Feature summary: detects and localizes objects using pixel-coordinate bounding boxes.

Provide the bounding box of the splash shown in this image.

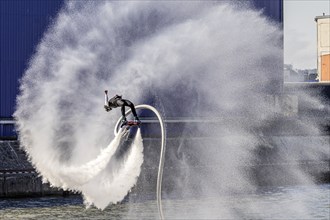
[40,128,126,189]
[81,129,144,209]
[15,0,329,217]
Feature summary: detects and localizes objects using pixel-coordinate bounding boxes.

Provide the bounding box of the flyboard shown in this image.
[121,120,141,128]
[120,120,141,139]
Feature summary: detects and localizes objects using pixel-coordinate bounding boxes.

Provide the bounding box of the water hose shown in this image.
[114,104,166,220]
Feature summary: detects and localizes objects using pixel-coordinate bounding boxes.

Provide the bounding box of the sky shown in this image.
[284,0,330,70]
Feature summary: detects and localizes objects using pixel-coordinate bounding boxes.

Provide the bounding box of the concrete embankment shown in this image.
[0,172,67,197]
[1,136,329,199]
[0,141,66,197]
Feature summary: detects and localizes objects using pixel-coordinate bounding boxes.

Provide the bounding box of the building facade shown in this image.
[315,15,330,82]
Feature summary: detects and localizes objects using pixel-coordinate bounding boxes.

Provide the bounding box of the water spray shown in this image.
[14,1,330,218]
[114,104,166,220]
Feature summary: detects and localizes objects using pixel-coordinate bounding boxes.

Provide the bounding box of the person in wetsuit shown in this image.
[104,90,140,124]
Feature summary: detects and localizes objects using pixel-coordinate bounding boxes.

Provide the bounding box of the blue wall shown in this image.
[0,0,283,137]
[252,0,283,24]
[0,0,64,137]
[1,0,64,118]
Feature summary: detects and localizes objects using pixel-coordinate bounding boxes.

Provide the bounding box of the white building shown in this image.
[315,14,330,82]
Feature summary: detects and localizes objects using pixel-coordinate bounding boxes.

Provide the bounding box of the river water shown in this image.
[1,184,329,219]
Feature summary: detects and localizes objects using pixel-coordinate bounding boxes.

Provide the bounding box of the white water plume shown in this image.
[35,128,125,189]
[81,128,144,209]
[15,0,329,217]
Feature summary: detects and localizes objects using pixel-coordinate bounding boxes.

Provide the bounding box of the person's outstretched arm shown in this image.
[104,90,112,112]
[104,90,109,105]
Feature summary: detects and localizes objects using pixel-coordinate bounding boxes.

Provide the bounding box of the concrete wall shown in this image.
[0,173,65,197]
[1,136,329,199]
[0,141,65,197]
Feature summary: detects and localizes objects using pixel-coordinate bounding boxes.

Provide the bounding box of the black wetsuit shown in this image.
[108,95,138,119]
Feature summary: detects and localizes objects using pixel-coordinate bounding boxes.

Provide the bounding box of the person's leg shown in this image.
[115,99,127,123]
[121,105,126,119]
[126,101,137,117]
[122,99,140,122]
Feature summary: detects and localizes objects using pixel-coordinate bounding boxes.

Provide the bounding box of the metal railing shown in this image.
[0,119,16,138]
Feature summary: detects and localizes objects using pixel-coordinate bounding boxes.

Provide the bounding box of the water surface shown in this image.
[1,184,329,219]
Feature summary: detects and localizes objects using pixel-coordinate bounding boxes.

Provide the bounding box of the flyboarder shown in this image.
[104,90,141,126]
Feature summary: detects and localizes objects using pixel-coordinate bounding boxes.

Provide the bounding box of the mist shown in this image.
[14,1,329,218]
